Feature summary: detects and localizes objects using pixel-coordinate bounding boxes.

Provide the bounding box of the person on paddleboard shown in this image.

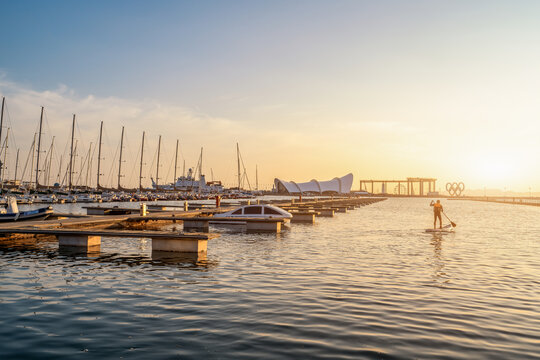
[430,200,443,229]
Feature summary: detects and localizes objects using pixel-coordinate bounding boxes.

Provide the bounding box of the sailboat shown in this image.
[0,196,52,222]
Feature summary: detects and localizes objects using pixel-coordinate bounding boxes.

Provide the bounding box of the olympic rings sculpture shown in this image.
[446,182,465,197]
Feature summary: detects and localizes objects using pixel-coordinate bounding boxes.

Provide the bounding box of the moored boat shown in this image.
[212,204,292,223]
[0,197,53,222]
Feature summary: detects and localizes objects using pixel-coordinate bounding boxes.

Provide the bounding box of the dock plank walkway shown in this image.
[0,228,216,239]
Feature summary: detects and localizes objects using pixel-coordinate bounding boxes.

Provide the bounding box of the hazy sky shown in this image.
[1,0,539,191]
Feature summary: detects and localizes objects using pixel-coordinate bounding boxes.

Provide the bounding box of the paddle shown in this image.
[442,212,457,227]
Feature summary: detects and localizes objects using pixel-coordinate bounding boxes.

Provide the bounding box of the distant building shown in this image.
[273,173,354,195]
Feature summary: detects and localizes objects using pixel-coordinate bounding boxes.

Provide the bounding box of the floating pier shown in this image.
[0,227,217,253]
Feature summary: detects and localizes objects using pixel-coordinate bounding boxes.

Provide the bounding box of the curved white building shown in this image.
[274,173,354,195]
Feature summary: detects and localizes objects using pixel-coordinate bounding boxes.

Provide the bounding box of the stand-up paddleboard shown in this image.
[425,225,455,233]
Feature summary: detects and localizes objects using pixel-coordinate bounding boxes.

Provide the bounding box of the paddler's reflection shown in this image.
[430,235,449,284]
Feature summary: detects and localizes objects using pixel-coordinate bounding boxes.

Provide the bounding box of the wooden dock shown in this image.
[0,197,387,255]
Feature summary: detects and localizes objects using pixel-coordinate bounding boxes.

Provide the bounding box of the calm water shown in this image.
[1,198,539,359]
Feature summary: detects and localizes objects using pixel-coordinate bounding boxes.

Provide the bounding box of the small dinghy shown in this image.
[0,197,53,222]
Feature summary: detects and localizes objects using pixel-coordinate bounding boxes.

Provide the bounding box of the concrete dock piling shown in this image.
[57,234,101,248]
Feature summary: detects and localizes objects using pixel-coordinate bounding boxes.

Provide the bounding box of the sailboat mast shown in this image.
[0,97,4,181]
[1,128,9,184]
[237,143,241,190]
[155,135,161,190]
[139,131,145,191]
[173,139,178,189]
[46,137,55,188]
[68,114,75,190]
[85,143,92,189]
[200,147,203,179]
[56,155,63,184]
[256,165,258,191]
[182,159,185,177]
[29,134,36,184]
[0,97,4,146]
[14,149,19,183]
[35,106,44,188]
[96,121,103,189]
[72,140,78,187]
[117,126,124,189]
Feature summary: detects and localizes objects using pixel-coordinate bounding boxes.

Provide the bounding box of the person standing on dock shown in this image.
[430,200,443,229]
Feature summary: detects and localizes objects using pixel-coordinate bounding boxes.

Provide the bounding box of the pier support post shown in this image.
[246,220,281,233]
[86,208,108,215]
[291,213,316,223]
[57,234,101,248]
[152,237,207,253]
[140,203,147,216]
[316,209,334,217]
[182,219,209,232]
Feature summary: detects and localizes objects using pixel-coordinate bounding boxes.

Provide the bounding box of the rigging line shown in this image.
[191,152,201,190]
[1,128,10,182]
[55,155,63,185]
[240,151,252,190]
[74,120,88,160]
[164,146,175,185]
[102,125,116,187]
[122,128,137,187]
[3,100,19,154]
[57,125,72,183]
[127,143,141,189]
[148,141,158,182]
[42,108,62,175]
[0,101,31,158]
[35,107,51,185]
[88,136,99,189]
[20,134,36,185]
[106,139,120,188]
[75,142,92,185]
[71,140,79,186]
[45,137,56,187]
[41,137,52,186]
[60,155,69,187]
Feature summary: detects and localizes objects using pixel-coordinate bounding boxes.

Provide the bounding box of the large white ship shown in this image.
[151,168,224,193]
